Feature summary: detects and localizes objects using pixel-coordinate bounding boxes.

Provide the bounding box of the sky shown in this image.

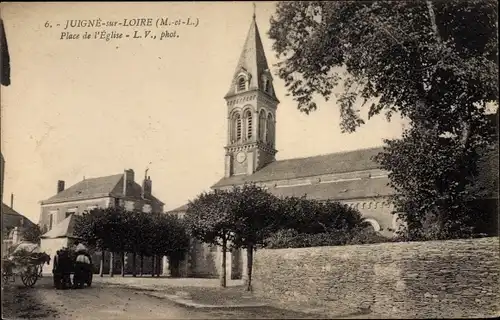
[1,2,405,224]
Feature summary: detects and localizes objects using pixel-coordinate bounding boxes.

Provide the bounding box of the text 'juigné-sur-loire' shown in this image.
[63,17,197,30]
[64,18,153,30]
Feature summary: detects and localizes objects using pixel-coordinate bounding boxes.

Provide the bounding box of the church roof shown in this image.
[40,173,164,205]
[40,214,80,239]
[266,176,394,201]
[212,147,384,188]
[225,15,278,101]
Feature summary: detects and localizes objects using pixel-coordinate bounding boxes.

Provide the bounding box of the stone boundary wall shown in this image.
[253,237,500,319]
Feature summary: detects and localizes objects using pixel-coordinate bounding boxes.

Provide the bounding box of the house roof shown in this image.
[41,173,164,205]
[212,147,384,188]
[40,214,80,239]
[167,203,189,213]
[2,203,36,230]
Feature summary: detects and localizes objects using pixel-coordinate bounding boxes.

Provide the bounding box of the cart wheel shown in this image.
[21,269,38,288]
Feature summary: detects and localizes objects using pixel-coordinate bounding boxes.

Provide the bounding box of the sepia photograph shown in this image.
[1,1,498,319]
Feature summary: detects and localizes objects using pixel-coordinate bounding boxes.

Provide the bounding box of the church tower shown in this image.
[223,12,279,178]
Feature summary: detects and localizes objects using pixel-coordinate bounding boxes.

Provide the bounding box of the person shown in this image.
[53,248,72,289]
[52,250,61,289]
[73,242,92,289]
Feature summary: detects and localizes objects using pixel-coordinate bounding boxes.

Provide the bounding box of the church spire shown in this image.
[225,7,278,102]
[222,7,279,178]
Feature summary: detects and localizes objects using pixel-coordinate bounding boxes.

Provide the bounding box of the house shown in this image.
[2,197,37,256]
[39,169,165,275]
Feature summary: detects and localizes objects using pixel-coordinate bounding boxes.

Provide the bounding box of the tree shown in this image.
[74,207,129,276]
[74,208,109,276]
[269,1,498,238]
[274,196,366,234]
[74,207,189,278]
[185,189,236,287]
[229,183,280,291]
[20,224,42,244]
[269,1,497,131]
[265,196,372,248]
[145,212,187,277]
[162,215,190,276]
[374,124,497,240]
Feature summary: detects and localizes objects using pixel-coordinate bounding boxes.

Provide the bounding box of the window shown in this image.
[363,218,381,232]
[142,204,152,213]
[65,207,77,218]
[237,77,246,91]
[263,78,271,93]
[125,201,135,211]
[245,110,253,139]
[266,114,274,146]
[48,210,57,230]
[232,113,242,142]
[258,110,266,141]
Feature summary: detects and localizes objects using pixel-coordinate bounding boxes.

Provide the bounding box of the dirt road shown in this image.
[2,277,319,319]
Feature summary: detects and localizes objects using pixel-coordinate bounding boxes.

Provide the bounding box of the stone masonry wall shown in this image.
[253,237,500,319]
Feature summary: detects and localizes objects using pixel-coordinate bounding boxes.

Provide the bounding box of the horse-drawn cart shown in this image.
[52,247,93,289]
[2,249,50,288]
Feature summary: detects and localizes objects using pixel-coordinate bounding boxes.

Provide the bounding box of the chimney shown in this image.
[123,169,135,196]
[142,175,152,198]
[10,193,13,208]
[57,180,65,193]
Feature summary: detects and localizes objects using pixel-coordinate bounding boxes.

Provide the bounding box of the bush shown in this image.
[264,227,391,249]
[346,227,393,245]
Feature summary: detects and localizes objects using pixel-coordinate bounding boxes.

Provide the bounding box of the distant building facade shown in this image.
[2,201,37,257]
[39,169,165,275]
[1,152,37,256]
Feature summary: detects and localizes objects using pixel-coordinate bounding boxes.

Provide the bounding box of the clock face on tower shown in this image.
[236,152,246,163]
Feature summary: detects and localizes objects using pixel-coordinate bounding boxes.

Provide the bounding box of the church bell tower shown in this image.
[223,12,280,178]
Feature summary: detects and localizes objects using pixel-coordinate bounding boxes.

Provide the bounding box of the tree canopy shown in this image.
[73,207,189,260]
[185,184,373,288]
[269,1,498,239]
[20,224,42,244]
[269,0,498,133]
